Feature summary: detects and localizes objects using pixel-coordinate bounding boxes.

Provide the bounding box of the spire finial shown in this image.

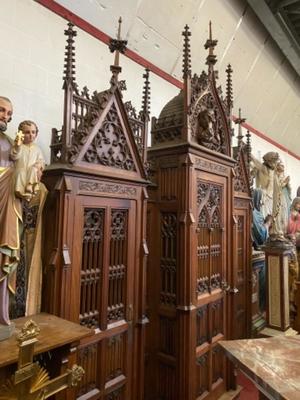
[182,25,191,79]
[246,129,252,166]
[226,64,233,112]
[109,17,128,85]
[204,21,218,70]
[235,108,246,147]
[141,68,151,122]
[63,22,77,88]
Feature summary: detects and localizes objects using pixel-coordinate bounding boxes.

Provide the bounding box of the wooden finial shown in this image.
[63,22,77,88]
[141,68,151,122]
[235,108,246,147]
[226,64,233,112]
[141,68,151,163]
[204,21,218,69]
[109,17,128,84]
[246,129,252,165]
[182,25,191,79]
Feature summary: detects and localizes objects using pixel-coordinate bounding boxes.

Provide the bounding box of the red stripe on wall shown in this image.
[232,116,300,161]
[37,0,299,159]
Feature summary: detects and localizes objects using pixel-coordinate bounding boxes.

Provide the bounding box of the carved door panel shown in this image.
[195,174,228,399]
[73,197,136,399]
[232,209,250,339]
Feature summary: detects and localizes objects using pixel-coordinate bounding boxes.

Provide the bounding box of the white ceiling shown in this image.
[53,0,300,156]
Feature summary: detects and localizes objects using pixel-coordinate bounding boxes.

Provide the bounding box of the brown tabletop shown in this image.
[220,335,300,400]
[0,313,92,368]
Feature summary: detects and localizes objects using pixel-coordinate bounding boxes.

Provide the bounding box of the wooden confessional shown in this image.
[42,23,149,400]
[145,25,252,400]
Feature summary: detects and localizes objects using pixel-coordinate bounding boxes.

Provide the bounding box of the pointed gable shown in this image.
[50,22,150,183]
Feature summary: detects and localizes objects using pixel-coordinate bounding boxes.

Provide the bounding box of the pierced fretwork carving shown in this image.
[107,210,128,323]
[80,209,104,328]
[84,104,136,171]
[124,101,144,157]
[160,213,177,306]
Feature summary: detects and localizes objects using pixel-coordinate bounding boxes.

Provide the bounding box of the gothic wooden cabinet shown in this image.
[145,25,252,400]
[42,23,149,400]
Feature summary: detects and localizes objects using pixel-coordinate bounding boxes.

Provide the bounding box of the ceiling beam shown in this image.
[247,0,300,76]
[277,0,300,8]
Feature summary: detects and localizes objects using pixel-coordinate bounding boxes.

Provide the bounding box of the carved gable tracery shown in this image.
[82,103,136,171]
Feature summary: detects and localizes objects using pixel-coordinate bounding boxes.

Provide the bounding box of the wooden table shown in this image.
[0,312,92,398]
[220,335,300,400]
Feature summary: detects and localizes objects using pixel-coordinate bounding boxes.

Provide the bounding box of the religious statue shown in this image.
[252,188,272,250]
[287,197,300,243]
[250,151,280,219]
[0,96,22,334]
[275,161,291,234]
[196,108,221,151]
[11,120,45,201]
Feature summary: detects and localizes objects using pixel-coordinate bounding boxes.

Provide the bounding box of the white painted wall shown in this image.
[0,0,178,163]
[1,0,299,198]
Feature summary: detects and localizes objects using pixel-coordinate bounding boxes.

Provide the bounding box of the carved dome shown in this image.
[155,90,184,129]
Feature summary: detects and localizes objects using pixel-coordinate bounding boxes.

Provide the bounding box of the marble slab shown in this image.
[220,335,300,400]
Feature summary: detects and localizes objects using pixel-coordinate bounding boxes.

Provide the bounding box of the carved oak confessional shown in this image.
[145,25,252,400]
[42,22,149,400]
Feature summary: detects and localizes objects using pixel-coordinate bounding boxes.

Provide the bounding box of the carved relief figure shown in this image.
[11,120,45,201]
[0,96,22,328]
[196,108,221,151]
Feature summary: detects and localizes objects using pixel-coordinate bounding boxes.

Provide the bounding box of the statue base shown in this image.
[264,239,293,331]
[260,326,298,338]
[0,322,15,341]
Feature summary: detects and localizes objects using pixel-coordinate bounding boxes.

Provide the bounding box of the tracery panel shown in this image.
[105,333,126,383]
[196,180,223,295]
[76,342,100,397]
[196,354,209,397]
[160,212,177,307]
[196,305,209,347]
[212,345,224,385]
[211,299,224,339]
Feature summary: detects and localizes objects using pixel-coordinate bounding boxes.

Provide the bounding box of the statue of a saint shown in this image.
[275,161,291,235]
[250,151,280,219]
[252,189,272,250]
[287,197,300,242]
[0,96,22,330]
